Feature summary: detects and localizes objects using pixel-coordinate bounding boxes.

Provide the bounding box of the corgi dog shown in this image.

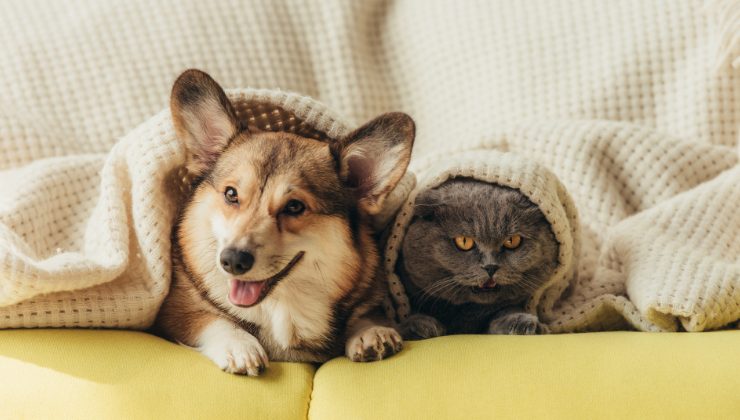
[155,69,415,375]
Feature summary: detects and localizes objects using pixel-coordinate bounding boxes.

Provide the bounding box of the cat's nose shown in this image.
[220,248,255,275]
[483,264,499,277]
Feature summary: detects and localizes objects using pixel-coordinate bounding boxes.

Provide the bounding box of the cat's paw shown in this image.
[198,319,269,376]
[399,314,446,340]
[487,312,549,335]
[346,325,403,362]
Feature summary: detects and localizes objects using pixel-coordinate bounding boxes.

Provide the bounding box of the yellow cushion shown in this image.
[310,332,740,420]
[0,329,315,420]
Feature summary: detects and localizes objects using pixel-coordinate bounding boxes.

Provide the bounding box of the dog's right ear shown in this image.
[170,69,239,176]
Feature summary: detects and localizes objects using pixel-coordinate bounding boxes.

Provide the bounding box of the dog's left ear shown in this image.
[170,69,240,176]
[334,112,415,215]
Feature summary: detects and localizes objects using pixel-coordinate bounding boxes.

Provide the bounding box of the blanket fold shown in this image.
[385,122,740,332]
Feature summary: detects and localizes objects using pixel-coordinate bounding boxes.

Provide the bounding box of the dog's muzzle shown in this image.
[228,251,305,307]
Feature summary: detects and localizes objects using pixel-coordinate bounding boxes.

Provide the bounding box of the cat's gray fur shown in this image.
[397,178,558,339]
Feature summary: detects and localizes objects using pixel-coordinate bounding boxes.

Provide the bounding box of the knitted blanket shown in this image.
[0,0,738,330]
[384,136,739,333]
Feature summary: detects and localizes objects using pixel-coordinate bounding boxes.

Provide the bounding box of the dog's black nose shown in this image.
[483,264,499,277]
[220,248,255,275]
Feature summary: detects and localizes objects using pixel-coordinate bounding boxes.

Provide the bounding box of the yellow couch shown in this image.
[2,330,739,419]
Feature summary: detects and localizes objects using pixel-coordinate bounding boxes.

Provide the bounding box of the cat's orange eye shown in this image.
[503,234,522,249]
[454,236,475,251]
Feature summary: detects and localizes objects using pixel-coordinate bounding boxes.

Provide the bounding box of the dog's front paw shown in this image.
[346,326,403,362]
[399,314,446,340]
[198,319,269,376]
[487,312,549,335]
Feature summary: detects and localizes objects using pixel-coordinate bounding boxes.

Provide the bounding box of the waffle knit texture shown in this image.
[0,0,738,330]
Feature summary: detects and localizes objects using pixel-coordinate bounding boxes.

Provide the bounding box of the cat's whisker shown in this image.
[515,273,543,293]
[418,282,455,304]
[427,283,464,312]
[417,277,460,307]
[448,283,468,302]
[420,275,458,294]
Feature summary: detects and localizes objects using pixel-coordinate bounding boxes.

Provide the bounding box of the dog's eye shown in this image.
[224,186,239,204]
[454,236,475,251]
[283,199,306,216]
[503,234,522,249]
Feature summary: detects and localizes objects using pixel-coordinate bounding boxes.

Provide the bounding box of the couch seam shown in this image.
[305,365,318,420]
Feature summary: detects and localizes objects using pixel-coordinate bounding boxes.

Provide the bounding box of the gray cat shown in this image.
[397,178,558,339]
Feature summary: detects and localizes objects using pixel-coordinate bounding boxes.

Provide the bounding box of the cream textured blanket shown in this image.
[0,0,738,330]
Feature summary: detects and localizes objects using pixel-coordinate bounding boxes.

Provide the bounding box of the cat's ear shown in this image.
[333,113,415,215]
[170,69,240,176]
[414,188,441,221]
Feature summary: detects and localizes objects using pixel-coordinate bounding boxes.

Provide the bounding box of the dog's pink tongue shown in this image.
[229,280,265,306]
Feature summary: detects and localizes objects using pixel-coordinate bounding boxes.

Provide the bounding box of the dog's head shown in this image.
[171,69,414,308]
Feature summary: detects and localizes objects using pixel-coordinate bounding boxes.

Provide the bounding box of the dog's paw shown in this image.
[346,325,403,362]
[198,319,269,376]
[398,314,446,340]
[487,312,549,335]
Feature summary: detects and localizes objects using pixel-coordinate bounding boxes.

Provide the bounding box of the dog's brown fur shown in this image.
[155,69,414,375]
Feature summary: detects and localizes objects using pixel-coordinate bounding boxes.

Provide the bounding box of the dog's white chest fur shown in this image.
[224,274,337,351]
[264,291,333,349]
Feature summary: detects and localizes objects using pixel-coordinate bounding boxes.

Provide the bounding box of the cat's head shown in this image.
[400,178,558,306]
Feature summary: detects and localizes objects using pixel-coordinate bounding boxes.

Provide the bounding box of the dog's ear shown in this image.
[170,69,239,176]
[334,112,415,215]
